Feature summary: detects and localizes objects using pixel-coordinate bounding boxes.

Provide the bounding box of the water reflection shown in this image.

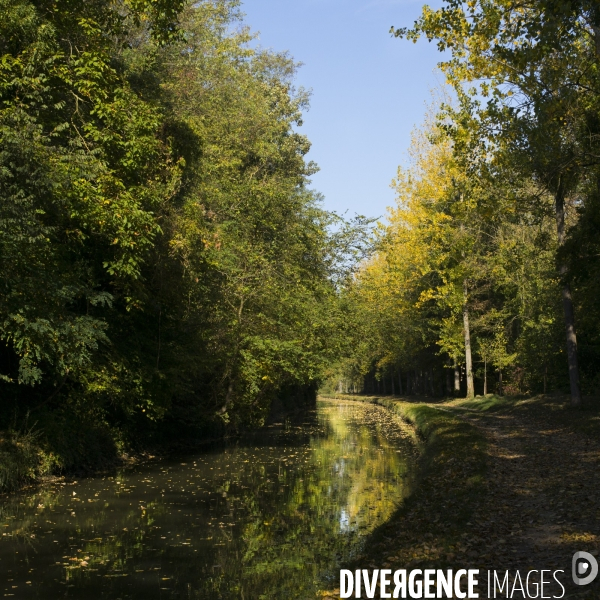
[0,400,416,599]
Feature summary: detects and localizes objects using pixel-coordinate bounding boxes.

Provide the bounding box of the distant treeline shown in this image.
[331,1,600,404]
[0,0,360,478]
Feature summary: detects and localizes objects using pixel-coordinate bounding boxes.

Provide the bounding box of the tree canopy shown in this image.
[0,0,356,469]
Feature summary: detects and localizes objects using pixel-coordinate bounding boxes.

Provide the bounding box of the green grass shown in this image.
[449,392,600,436]
[449,393,514,412]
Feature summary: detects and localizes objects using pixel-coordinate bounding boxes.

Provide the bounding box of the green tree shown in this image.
[0,0,348,475]
[393,0,600,405]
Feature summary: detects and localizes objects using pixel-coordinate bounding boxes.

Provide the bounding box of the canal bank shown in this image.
[0,386,318,496]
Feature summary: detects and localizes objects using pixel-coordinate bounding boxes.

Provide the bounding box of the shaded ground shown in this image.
[449,395,600,597]
[320,394,600,599]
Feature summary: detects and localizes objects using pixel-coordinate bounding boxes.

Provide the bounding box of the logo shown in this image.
[572,551,598,586]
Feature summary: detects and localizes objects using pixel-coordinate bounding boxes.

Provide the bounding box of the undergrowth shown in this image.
[0,427,58,493]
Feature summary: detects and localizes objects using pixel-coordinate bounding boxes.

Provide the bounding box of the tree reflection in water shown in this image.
[0,400,417,599]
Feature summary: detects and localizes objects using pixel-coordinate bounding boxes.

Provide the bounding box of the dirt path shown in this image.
[453,399,600,597]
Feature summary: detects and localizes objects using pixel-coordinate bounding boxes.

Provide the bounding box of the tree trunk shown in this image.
[498,370,503,396]
[446,362,452,396]
[406,372,411,395]
[463,280,475,399]
[156,306,162,370]
[382,375,387,395]
[543,365,547,395]
[218,378,235,414]
[483,359,487,396]
[398,368,403,395]
[391,369,395,395]
[555,183,582,407]
[454,358,460,395]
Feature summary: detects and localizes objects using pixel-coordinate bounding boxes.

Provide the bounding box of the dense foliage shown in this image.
[0,0,346,476]
[333,1,600,404]
[4,0,599,486]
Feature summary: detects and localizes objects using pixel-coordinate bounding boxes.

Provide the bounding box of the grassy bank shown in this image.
[0,417,215,495]
[0,407,140,495]
[0,429,58,493]
[449,391,600,429]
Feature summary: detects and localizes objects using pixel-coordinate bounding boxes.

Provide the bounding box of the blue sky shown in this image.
[240,0,446,220]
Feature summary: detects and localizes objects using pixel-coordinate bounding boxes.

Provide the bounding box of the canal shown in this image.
[0,399,417,599]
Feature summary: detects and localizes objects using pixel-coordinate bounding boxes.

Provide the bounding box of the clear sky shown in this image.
[240,0,446,220]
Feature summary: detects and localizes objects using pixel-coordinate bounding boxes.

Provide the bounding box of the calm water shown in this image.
[0,400,416,599]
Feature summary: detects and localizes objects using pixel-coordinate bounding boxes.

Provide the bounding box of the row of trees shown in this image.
[333,0,600,405]
[0,0,357,468]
